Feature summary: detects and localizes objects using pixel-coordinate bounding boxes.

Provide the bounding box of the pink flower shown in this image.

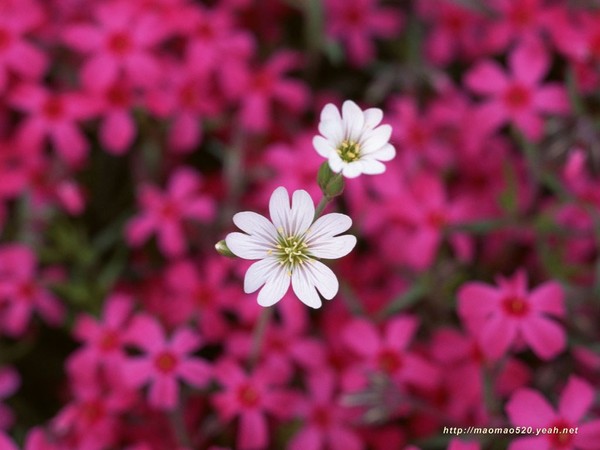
[464,38,570,141]
[237,52,309,132]
[290,370,364,450]
[342,316,439,392]
[0,4,47,93]
[9,84,94,167]
[0,244,65,337]
[506,376,600,450]
[326,0,403,66]
[0,366,19,429]
[62,1,168,90]
[0,431,17,450]
[448,439,481,450]
[126,167,215,258]
[122,314,211,410]
[212,359,298,450]
[68,294,134,380]
[458,270,566,361]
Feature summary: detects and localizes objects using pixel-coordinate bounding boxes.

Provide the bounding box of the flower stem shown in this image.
[248,306,273,370]
[168,398,193,448]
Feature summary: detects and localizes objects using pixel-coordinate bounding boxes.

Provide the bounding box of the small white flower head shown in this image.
[313,100,395,178]
[225,187,357,308]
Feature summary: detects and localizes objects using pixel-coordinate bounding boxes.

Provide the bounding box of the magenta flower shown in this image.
[237,52,309,132]
[62,1,168,90]
[464,39,570,141]
[0,432,17,450]
[9,84,94,167]
[458,270,566,361]
[0,5,47,93]
[122,314,211,410]
[289,370,363,450]
[0,366,19,430]
[326,0,403,66]
[448,439,481,450]
[342,316,439,391]
[212,359,298,450]
[506,376,600,450]
[0,244,65,337]
[68,294,134,380]
[126,167,215,258]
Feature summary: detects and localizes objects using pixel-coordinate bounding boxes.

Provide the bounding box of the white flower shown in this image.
[313,100,395,178]
[225,187,357,308]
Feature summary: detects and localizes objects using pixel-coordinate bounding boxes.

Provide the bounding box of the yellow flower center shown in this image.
[337,140,361,163]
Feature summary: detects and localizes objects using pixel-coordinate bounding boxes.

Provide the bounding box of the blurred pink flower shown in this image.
[342,316,439,392]
[122,314,212,410]
[126,167,215,258]
[458,270,566,361]
[0,4,47,93]
[0,366,19,430]
[465,38,570,141]
[9,85,94,167]
[448,438,481,450]
[506,376,600,450]
[326,0,403,66]
[0,244,65,337]
[62,1,168,90]
[290,370,364,450]
[0,431,17,450]
[212,359,298,450]
[237,52,308,133]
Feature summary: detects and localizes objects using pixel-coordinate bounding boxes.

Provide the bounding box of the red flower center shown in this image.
[344,6,363,26]
[42,97,65,120]
[408,125,428,148]
[154,351,178,374]
[377,349,403,374]
[18,282,36,301]
[503,84,531,110]
[82,400,106,425]
[589,33,600,60]
[548,419,574,448]
[0,28,11,51]
[427,210,447,228]
[194,286,213,306]
[107,32,133,55]
[106,84,131,107]
[160,200,179,219]
[237,383,260,408]
[311,406,332,428]
[195,22,215,40]
[508,6,532,28]
[502,295,529,317]
[179,83,199,108]
[99,330,120,352]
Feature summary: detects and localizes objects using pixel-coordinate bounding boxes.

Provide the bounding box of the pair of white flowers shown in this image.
[226,101,395,308]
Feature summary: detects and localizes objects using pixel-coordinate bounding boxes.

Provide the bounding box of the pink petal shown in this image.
[513,111,543,142]
[169,168,200,200]
[402,354,439,389]
[328,427,363,450]
[185,198,214,221]
[6,42,47,79]
[533,85,570,114]
[510,39,549,85]
[576,420,600,449]
[178,359,211,388]
[168,113,201,153]
[238,410,268,450]
[121,358,152,387]
[289,426,322,450]
[51,123,89,167]
[528,281,564,317]
[62,25,104,52]
[506,388,555,428]
[149,375,179,410]
[342,319,381,357]
[508,436,549,450]
[158,220,185,258]
[125,53,161,88]
[125,315,166,352]
[100,111,135,154]
[385,315,419,350]
[81,55,118,90]
[520,316,566,360]
[170,327,201,354]
[480,315,516,360]
[464,60,508,95]
[457,282,498,320]
[558,376,594,423]
[125,215,155,247]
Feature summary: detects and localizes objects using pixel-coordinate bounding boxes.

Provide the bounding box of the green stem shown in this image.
[248,307,273,370]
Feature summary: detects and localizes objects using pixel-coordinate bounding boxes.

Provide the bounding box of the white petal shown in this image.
[342,100,365,142]
[313,135,335,158]
[371,143,395,161]
[307,213,352,241]
[269,186,290,234]
[226,232,269,259]
[319,119,344,144]
[257,265,290,307]
[244,257,279,293]
[328,153,345,173]
[320,103,341,122]
[305,260,339,300]
[359,159,386,175]
[309,235,357,259]
[233,211,278,245]
[290,190,315,236]
[291,266,322,308]
[341,161,363,178]
[363,108,383,128]
[360,125,392,153]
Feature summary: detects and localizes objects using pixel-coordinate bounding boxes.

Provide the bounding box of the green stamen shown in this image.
[275,234,311,273]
